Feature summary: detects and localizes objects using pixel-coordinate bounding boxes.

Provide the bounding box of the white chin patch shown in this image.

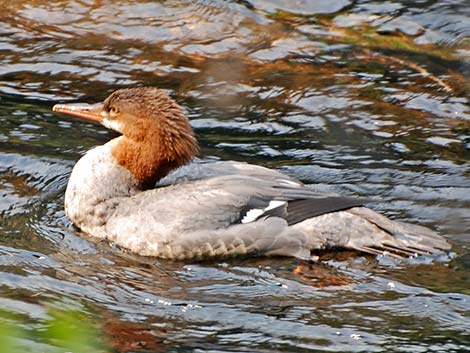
[102,118,122,132]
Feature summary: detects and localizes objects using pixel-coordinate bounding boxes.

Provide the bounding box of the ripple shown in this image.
[251,0,352,15]
[0,0,469,352]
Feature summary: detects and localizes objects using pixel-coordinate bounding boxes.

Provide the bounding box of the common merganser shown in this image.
[52,87,450,261]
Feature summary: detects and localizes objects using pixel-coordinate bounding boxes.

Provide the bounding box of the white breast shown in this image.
[65,138,139,234]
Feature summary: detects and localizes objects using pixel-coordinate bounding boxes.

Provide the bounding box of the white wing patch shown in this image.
[241,208,265,224]
[241,200,287,224]
[279,179,301,187]
[265,200,286,210]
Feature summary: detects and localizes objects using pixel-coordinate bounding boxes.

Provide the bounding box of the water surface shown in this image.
[0,0,469,352]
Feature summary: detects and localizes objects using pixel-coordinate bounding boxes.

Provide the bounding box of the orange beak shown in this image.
[52,102,104,123]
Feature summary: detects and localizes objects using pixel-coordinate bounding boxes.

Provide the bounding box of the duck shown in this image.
[52,87,450,261]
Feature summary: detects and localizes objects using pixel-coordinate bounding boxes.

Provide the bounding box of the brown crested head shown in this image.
[53,87,199,189]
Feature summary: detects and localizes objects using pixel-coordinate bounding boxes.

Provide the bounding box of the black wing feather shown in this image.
[238,196,367,225]
[282,197,366,225]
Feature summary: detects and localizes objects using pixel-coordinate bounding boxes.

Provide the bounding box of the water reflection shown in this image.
[0,0,469,352]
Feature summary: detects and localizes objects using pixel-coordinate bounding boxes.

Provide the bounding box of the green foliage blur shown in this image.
[0,308,108,353]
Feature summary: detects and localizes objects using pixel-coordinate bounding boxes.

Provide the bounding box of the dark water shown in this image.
[1,0,469,352]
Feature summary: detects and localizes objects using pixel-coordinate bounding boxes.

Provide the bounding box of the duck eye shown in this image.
[109,107,119,116]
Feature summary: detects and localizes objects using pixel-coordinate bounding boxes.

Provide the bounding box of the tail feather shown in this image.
[345,207,450,257]
[298,206,450,259]
[356,246,405,259]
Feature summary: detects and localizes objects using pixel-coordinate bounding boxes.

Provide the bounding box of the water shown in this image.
[1,0,469,351]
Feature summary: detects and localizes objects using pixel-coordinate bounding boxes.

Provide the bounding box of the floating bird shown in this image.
[53,87,450,261]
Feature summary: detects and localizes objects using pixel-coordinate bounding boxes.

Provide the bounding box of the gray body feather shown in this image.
[66,144,450,261]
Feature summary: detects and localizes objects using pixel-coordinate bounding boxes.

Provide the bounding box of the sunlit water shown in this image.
[0,0,469,352]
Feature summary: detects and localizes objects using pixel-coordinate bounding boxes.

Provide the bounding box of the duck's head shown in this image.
[53,87,199,188]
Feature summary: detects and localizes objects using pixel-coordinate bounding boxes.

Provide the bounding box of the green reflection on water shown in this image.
[0,308,107,353]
